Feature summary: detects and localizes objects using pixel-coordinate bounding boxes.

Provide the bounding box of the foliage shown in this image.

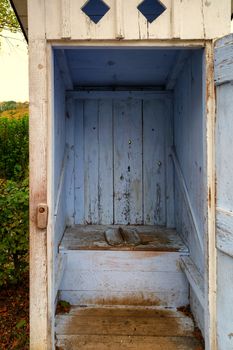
[0,178,29,286]
[0,114,29,181]
[0,103,29,287]
[0,0,20,33]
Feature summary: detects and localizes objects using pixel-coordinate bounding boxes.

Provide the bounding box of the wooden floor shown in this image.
[55,306,203,350]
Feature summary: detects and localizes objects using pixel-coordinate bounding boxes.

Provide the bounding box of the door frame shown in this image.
[29,39,216,349]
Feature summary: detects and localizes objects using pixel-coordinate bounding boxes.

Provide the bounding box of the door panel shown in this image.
[74,93,172,226]
[215,34,233,350]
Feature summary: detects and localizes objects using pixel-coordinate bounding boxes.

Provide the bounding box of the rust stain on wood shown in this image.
[80,294,163,307]
[55,306,204,349]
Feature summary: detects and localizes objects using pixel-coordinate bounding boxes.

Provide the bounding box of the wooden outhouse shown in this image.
[11,1,233,349]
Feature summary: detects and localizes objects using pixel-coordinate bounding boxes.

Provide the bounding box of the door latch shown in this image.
[37,203,48,229]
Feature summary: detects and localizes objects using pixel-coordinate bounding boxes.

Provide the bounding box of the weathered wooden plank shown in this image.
[29,37,48,349]
[179,0,204,39]
[56,335,203,350]
[98,99,114,224]
[73,93,173,226]
[215,82,233,212]
[68,90,172,100]
[60,225,189,252]
[180,256,204,308]
[115,0,124,39]
[114,99,143,224]
[171,147,204,253]
[63,250,184,272]
[56,314,194,337]
[217,251,233,350]
[43,0,230,41]
[65,97,75,226]
[216,208,233,258]
[84,100,99,224]
[202,0,231,40]
[205,41,217,350]
[143,99,166,225]
[164,98,175,228]
[190,288,205,338]
[47,44,56,350]
[173,51,206,273]
[215,34,233,85]
[60,270,188,296]
[74,100,85,224]
[64,306,190,318]
[60,289,189,308]
[53,53,67,250]
[215,39,233,350]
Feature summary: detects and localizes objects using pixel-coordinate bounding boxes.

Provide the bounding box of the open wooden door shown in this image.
[215,34,233,350]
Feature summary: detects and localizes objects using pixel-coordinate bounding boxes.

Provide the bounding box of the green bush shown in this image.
[0,112,29,286]
[0,178,29,286]
[0,115,29,181]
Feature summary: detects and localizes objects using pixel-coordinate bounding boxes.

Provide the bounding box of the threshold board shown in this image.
[55,306,204,350]
[60,225,188,252]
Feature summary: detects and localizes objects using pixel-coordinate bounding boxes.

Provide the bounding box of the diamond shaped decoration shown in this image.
[81,0,110,24]
[137,0,166,23]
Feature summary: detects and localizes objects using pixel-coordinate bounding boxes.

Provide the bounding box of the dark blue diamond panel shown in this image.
[81,0,110,24]
[137,0,166,23]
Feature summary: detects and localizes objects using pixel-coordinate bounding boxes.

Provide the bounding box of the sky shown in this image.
[0,29,29,102]
[0,22,233,103]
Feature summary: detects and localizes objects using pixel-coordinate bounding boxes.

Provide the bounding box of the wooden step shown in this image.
[55,306,204,350]
[58,225,189,308]
[59,249,189,307]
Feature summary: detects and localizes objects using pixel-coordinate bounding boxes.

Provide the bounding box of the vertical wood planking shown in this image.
[84,100,99,224]
[114,99,143,224]
[44,0,230,40]
[143,100,166,225]
[98,100,114,224]
[75,100,84,224]
[214,35,233,350]
[74,93,173,226]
